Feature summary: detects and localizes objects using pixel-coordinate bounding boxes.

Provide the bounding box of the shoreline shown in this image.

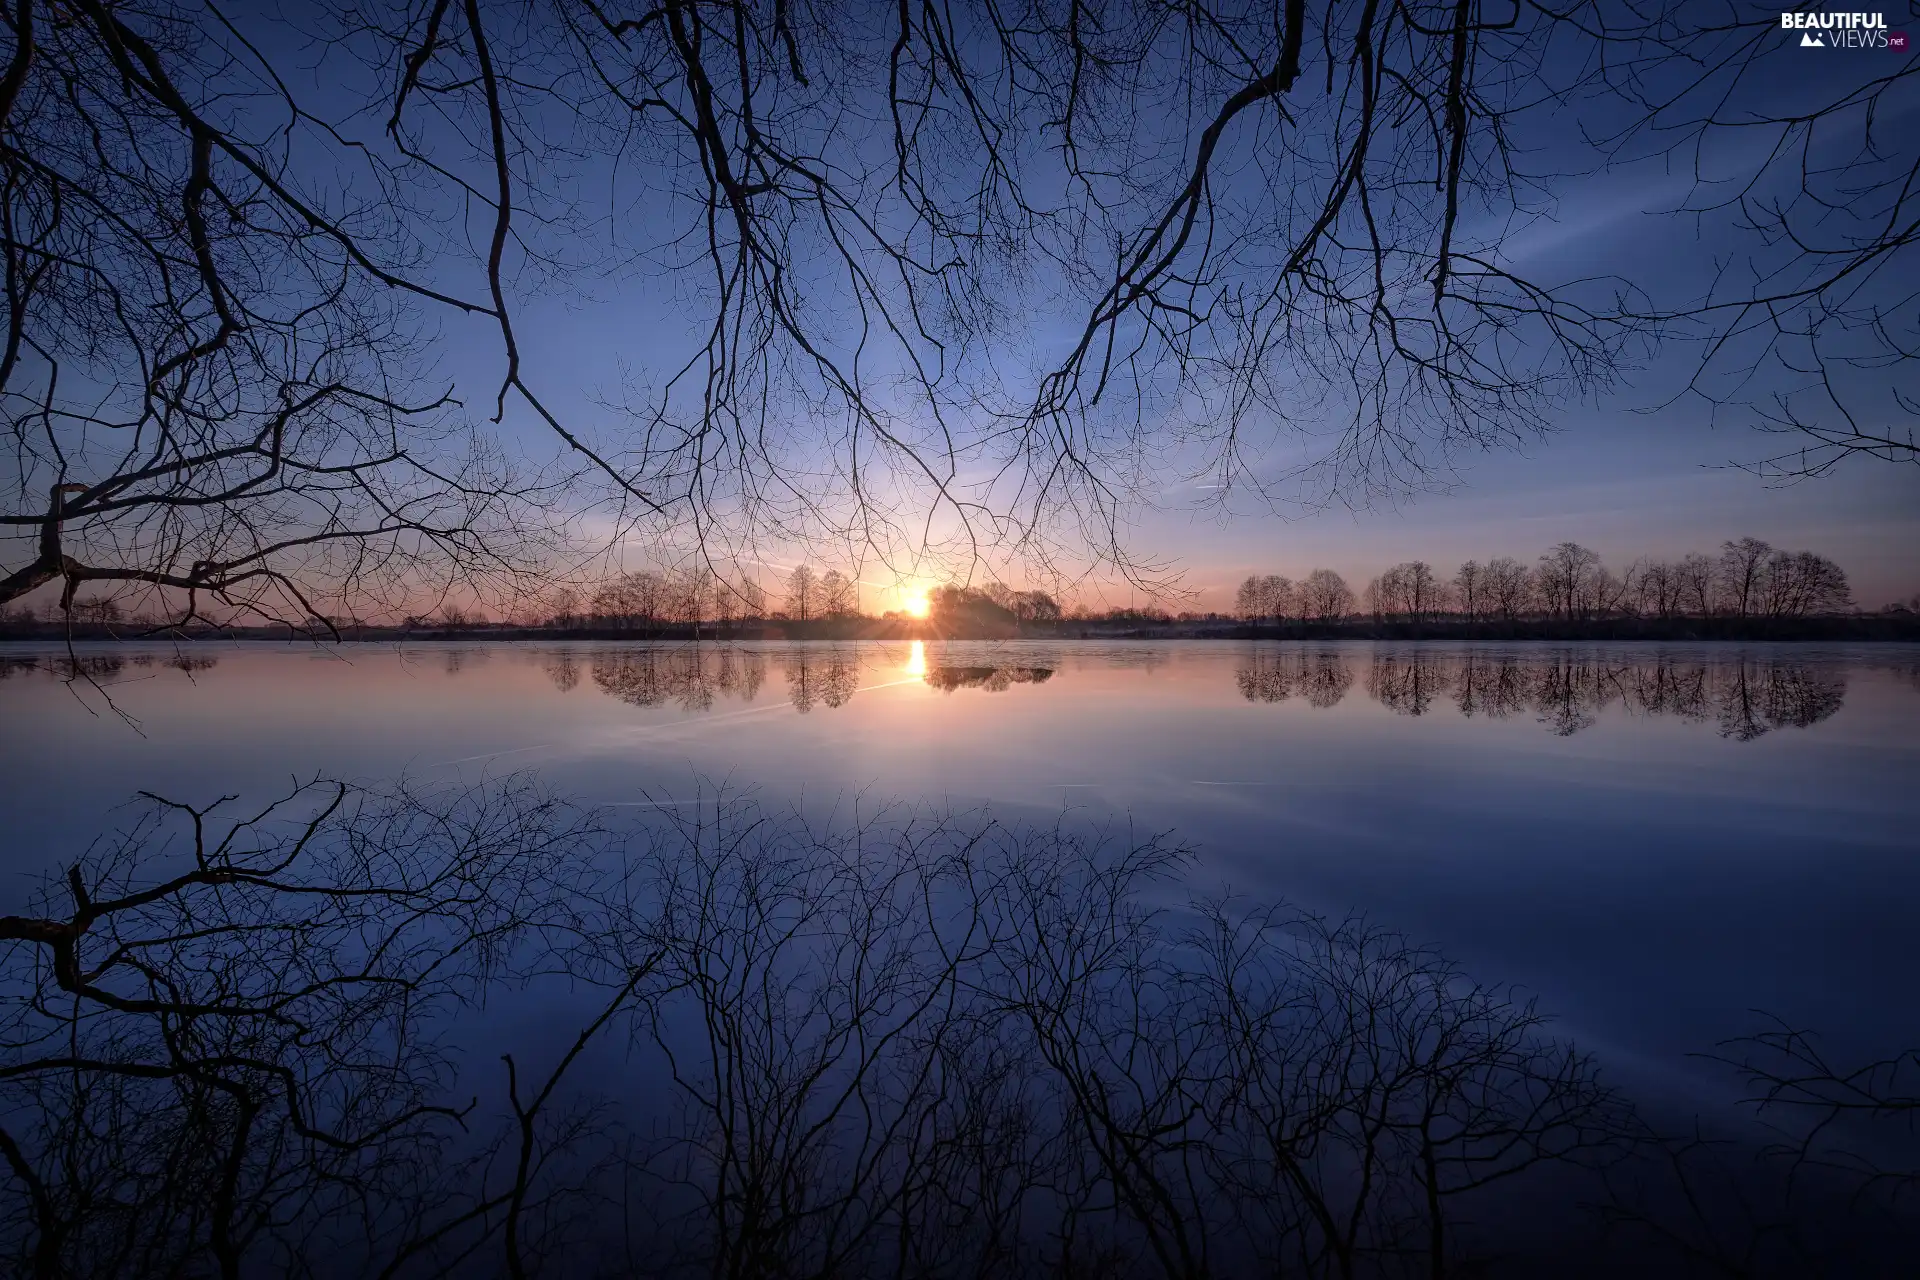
[5,615,1920,645]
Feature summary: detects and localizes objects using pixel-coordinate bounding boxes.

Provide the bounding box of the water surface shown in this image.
[2,639,1915,1108]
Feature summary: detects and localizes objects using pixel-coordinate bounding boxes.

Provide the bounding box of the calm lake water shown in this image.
[2,638,1916,1112]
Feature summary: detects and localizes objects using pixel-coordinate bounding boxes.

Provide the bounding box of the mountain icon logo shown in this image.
[1800,30,1825,45]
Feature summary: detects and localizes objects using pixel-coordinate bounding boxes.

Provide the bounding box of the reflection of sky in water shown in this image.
[2,639,1915,1110]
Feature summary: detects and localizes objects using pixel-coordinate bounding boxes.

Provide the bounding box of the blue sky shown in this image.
[285,3,1920,612]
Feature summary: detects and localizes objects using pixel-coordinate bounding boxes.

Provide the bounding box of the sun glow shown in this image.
[903,640,927,677]
[903,591,930,618]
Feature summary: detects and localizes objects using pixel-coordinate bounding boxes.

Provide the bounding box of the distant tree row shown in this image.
[1237,539,1853,625]
[1234,569,1359,624]
[559,568,769,634]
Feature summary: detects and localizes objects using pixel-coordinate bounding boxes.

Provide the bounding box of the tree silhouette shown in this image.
[1298,570,1354,624]
[784,566,817,623]
[22,0,1903,614]
[817,570,855,619]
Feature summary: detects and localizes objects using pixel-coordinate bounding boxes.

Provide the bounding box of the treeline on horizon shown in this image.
[1245,537,1857,625]
[4,536,1916,641]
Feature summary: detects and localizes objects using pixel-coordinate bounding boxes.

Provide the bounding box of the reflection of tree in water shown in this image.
[592,646,769,712]
[1715,660,1848,742]
[0,787,1621,1276]
[1453,653,1531,720]
[1234,649,1353,708]
[1,784,1911,1275]
[52,654,122,681]
[785,646,859,713]
[1625,657,1710,723]
[1365,653,1453,717]
[0,654,220,682]
[1239,649,1848,739]
[1529,656,1613,737]
[444,648,493,677]
[0,778,604,1278]
[544,649,581,692]
[922,665,1054,693]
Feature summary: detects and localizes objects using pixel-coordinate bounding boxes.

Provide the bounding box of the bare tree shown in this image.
[1758,551,1851,619]
[1368,561,1441,623]
[592,570,666,633]
[736,576,768,623]
[667,566,713,635]
[3,0,1742,613]
[1484,556,1534,622]
[1453,561,1484,622]
[1634,560,1679,620]
[1534,543,1601,621]
[1589,11,1920,479]
[546,587,581,629]
[1234,575,1263,625]
[1298,569,1353,624]
[784,566,817,623]
[817,569,855,619]
[1234,574,1291,626]
[4,0,1904,615]
[0,0,572,631]
[1674,553,1717,619]
[1717,537,1774,619]
[1259,575,1293,625]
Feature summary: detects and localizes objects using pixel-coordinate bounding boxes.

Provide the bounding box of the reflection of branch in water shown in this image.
[0,786,1636,1276]
[5,784,1910,1275]
[1237,650,1848,739]
[621,797,1629,1277]
[1715,1018,1920,1190]
[922,665,1054,693]
[0,777,613,1277]
[1603,1017,1920,1275]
